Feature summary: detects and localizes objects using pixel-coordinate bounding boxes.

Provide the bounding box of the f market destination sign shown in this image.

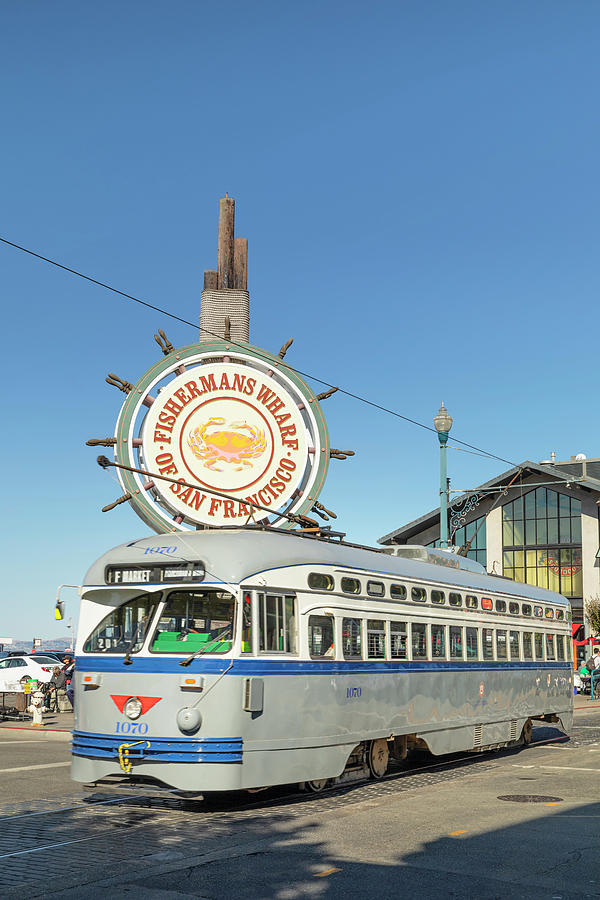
[112,341,330,532]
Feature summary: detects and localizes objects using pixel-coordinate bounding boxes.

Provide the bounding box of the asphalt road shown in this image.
[0,701,598,899]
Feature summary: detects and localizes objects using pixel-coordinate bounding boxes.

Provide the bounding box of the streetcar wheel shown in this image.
[521,719,533,746]
[303,779,329,793]
[368,739,389,778]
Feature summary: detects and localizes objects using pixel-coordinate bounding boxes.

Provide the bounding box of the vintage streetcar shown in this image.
[71,528,573,793]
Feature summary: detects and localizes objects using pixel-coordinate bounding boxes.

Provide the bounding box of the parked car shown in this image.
[30,652,68,666]
[43,651,74,665]
[0,656,55,690]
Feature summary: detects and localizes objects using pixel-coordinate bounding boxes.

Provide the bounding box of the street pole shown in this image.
[433,403,453,549]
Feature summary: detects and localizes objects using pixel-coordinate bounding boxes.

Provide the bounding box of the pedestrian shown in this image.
[45,666,67,712]
[587,648,600,689]
[63,657,75,709]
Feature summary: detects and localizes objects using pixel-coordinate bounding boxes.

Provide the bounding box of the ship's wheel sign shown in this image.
[106,340,331,532]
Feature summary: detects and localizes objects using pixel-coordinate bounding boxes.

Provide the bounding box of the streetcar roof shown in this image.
[82,528,569,606]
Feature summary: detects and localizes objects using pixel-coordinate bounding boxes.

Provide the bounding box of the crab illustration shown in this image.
[187,417,267,471]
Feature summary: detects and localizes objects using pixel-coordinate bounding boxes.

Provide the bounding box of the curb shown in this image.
[0,724,72,741]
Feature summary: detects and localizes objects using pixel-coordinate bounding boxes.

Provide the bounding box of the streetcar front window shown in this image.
[83,593,159,654]
[151,590,234,654]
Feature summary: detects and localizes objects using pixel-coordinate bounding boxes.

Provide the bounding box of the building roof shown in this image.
[378,459,600,545]
[551,457,600,482]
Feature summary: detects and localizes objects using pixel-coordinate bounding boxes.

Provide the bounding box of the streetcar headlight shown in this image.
[124,697,143,720]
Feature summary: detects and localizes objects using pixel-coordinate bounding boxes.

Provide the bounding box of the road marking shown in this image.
[449,830,468,836]
[513,764,597,773]
[0,740,50,744]
[0,761,70,774]
[314,867,341,877]
[545,802,561,806]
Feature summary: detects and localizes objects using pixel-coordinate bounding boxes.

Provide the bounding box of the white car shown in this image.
[0,655,56,691]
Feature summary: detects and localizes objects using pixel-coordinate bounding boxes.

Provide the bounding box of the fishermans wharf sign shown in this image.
[105,340,331,533]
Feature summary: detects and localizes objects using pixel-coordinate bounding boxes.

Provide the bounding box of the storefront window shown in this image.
[502,487,582,600]
[429,515,486,566]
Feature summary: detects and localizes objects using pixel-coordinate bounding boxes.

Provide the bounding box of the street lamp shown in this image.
[433,403,453,548]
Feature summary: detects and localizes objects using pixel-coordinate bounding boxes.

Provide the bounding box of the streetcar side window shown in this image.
[509,602,519,615]
[449,592,462,607]
[556,634,565,660]
[522,632,533,659]
[390,621,407,659]
[466,595,478,609]
[482,628,494,660]
[545,607,554,620]
[151,591,234,654]
[509,630,520,660]
[534,606,543,618]
[367,581,385,598]
[241,592,252,653]
[308,573,334,591]
[522,604,532,617]
[496,600,506,614]
[84,593,160,654]
[431,624,446,659]
[545,633,556,660]
[556,609,565,621]
[308,615,335,659]
[259,594,297,653]
[390,584,407,601]
[412,587,427,603]
[342,617,362,659]
[411,623,427,659]
[534,632,544,659]
[431,590,445,605]
[341,577,361,594]
[367,620,386,658]
[449,625,463,659]
[466,627,478,659]
[496,630,508,660]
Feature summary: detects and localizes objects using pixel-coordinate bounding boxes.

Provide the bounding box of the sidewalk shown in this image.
[574,693,600,711]
[0,710,73,737]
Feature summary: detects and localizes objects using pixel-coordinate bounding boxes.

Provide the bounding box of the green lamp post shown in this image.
[433,403,453,548]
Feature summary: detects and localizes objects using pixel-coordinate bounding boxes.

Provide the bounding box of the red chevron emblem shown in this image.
[110,695,161,715]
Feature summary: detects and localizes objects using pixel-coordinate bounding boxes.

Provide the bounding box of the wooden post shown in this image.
[234,238,248,290]
[218,196,235,289]
[203,270,218,290]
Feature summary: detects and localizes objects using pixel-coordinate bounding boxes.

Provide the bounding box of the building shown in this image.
[379,457,600,649]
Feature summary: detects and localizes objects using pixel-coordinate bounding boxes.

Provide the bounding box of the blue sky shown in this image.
[1,1,598,639]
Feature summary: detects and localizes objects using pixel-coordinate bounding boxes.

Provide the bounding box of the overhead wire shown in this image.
[0,234,518,468]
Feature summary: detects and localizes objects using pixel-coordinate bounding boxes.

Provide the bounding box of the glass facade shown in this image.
[429,514,486,566]
[502,487,582,600]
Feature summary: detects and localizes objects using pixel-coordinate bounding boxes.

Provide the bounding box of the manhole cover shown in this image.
[497,795,563,803]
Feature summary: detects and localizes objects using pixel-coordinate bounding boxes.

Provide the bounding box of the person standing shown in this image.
[64,657,75,709]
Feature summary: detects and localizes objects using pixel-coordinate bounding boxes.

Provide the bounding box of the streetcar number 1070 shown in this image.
[115,722,149,735]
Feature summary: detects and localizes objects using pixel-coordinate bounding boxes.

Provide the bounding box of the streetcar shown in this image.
[71,528,573,793]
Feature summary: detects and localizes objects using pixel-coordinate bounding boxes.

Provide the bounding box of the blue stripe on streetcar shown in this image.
[75,656,571,675]
[71,731,243,764]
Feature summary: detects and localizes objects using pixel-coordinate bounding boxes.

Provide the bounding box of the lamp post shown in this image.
[433,403,453,548]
